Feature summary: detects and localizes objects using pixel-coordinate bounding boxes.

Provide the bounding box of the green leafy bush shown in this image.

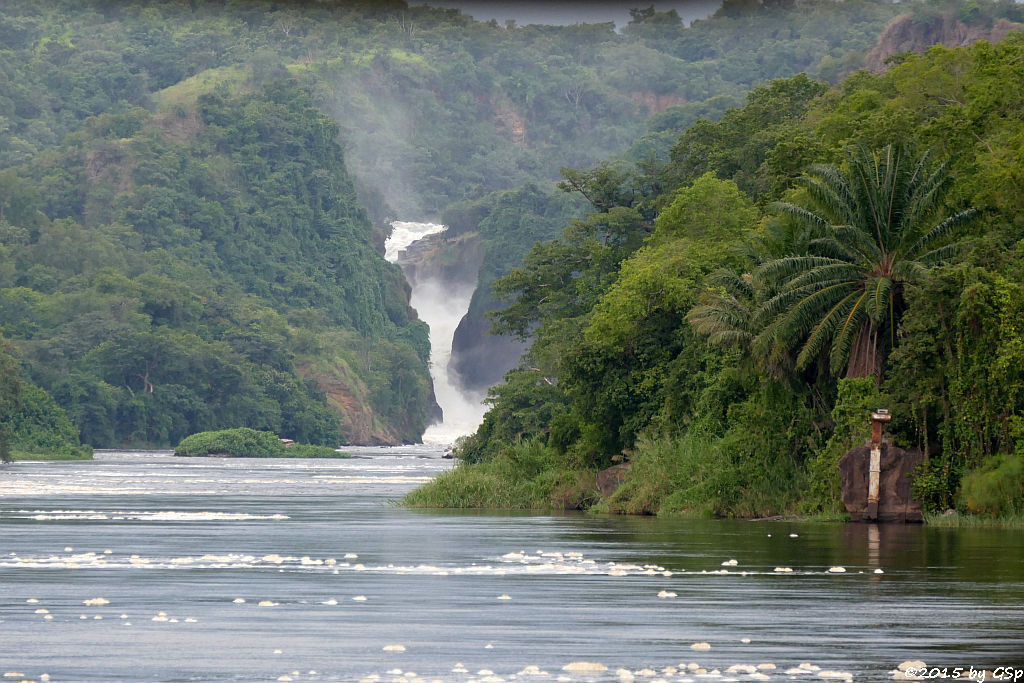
[175,428,285,458]
[174,428,348,458]
[958,453,1024,515]
[404,439,596,510]
[604,434,741,517]
[3,383,92,460]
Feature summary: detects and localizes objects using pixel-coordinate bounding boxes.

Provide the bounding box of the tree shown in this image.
[0,332,23,462]
[758,144,977,379]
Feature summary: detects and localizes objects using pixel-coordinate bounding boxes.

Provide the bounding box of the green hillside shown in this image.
[1,80,432,447]
[409,29,1024,520]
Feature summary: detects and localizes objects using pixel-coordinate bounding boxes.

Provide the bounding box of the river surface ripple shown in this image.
[1,449,1022,682]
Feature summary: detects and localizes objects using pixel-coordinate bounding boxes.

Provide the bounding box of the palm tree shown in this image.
[756,144,976,379]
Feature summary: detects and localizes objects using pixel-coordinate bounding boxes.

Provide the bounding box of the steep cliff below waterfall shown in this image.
[863,12,1022,72]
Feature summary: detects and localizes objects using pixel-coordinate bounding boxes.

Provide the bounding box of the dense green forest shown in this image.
[408,27,1024,519]
[1,80,433,448]
[0,0,922,449]
[2,0,1022,473]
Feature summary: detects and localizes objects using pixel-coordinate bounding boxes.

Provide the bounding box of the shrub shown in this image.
[958,453,1024,516]
[404,438,597,510]
[4,384,92,459]
[605,434,742,517]
[175,428,285,458]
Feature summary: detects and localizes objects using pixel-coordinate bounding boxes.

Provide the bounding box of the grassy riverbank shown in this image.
[9,449,93,461]
[403,439,598,510]
[923,512,1024,528]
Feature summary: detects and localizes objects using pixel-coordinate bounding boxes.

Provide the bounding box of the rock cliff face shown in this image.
[863,13,1021,72]
[450,304,527,394]
[300,366,403,446]
[396,232,483,288]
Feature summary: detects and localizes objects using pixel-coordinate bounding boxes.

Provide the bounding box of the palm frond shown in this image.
[829,292,869,375]
[772,281,857,340]
[903,208,979,258]
[771,201,830,233]
[915,243,963,266]
[847,145,888,251]
[866,276,893,324]
[793,290,859,370]
[784,263,862,291]
[889,259,930,284]
[706,268,755,300]
[757,279,854,322]
[755,255,847,284]
[898,153,951,238]
[807,237,858,262]
[822,226,883,262]
[801,164,856,224]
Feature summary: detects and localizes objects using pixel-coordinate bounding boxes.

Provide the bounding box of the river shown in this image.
[1,449,1022,682]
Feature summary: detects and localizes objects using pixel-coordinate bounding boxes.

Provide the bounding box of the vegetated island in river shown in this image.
[174,428,349,459]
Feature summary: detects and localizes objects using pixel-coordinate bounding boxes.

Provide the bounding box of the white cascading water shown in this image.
[385,221,487,445]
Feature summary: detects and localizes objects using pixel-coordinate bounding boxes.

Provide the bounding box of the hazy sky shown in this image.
[406,0,725,28]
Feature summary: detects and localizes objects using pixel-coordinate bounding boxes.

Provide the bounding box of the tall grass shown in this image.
[402,439,598,510]
[957,453,1024,516]
[601,432,806,518]
[9,449,93,461]
[924,511,1024,527]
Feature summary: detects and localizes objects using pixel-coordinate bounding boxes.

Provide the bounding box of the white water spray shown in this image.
[385,221,487,446]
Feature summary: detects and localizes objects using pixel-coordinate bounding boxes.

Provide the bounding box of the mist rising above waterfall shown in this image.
[385,221,487,445]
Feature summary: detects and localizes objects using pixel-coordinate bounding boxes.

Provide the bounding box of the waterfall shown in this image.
[385,221,487,445]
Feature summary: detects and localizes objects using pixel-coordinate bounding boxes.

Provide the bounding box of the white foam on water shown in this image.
[12,509,290,522]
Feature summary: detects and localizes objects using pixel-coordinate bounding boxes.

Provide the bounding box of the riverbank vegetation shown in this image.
[0,0,917,451]
[407,29,1024,522]
[1,332,91,462]
[174,427,347,458]
[2,0,1023,479]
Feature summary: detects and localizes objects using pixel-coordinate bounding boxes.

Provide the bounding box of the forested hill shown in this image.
[0,0,913,451]
[1,0,1018,453]
[408,28,1024,520]
[1,79,434,448]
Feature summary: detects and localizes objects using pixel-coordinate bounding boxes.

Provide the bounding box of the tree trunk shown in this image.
[845,323,881,381]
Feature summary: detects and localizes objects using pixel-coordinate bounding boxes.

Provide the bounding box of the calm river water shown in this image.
[1,449,1022,682]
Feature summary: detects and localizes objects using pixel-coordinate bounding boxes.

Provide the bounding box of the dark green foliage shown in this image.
[175,428,286,458]
[958,451,1024,516]
[404,438,597,510]
[0,330,89,461]
[666,74,830,201]
[0,332,24,462]
[0,78,433,447]
[3,382,92,459]
[438,26,1024,520]
[804,377,887,512]
[759,144,977,378]
[175,427,346,458]
[601,434,742,517]
[0,0,925,452]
